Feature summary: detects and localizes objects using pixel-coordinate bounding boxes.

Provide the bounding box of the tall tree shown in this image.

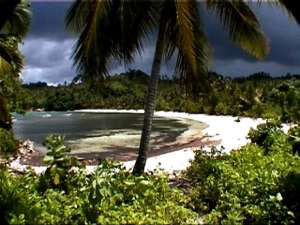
[0,0,31,130]
[66,0,297,175]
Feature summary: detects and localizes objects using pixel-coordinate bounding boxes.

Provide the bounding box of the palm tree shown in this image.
[0,0,30,130]
[0,0,30,74]
[66,0,297,175]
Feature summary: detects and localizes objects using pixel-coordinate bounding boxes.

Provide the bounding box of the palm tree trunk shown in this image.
[132,21,166,176]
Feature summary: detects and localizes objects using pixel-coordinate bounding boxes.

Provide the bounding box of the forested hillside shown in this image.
[21,70,300,122]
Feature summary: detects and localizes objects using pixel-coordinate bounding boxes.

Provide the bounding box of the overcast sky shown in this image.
[21,1,300,84]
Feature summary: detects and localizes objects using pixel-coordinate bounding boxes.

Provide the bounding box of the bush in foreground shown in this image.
[0,135,197,225]
[185,123,300,225]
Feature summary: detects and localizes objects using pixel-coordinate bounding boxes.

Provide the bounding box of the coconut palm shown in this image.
[0,0,30,130]
[0,0,31,74]
[66,0,298,175]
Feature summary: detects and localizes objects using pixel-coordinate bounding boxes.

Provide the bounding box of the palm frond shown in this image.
[0,38,23,75]
[116,1,158,61]
[0,0,29,75]
[67,0,115,78]
[160,0,210,93]
[66,0,158,80]
[207,0,269,59]
[0,0,20,30]
[0,0,31,38]
[65,0,94,34]
[0,56,12,76]
[175,1,198,75]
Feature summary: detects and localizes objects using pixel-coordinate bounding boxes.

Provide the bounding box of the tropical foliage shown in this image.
[0,0,30,130]
[1,122,299,224]
[22,71,300,123]
[185,121,300,225]
[1,0,300,224]
[0,136,197,225]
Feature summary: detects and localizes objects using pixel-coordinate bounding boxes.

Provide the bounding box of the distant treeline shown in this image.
[21,70,300,122]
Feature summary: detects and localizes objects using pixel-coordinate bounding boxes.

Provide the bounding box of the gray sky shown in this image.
[21,1,300,84]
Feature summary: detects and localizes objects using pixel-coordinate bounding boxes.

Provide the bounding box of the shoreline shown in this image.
[10,110,265,174]
[76,109,265,151]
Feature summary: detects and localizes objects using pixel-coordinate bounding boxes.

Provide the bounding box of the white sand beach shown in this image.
[123,111,265,173]
[9,110,265,174]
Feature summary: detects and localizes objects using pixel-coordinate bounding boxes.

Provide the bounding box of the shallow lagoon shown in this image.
[13,112,204,157]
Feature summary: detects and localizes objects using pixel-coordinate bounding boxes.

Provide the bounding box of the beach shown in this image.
[10,110,265,174]
[123,111,265,173]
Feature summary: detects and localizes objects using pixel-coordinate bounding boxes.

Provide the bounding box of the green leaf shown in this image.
[140,180,151,186]
[124,181,135,186]
[53,173,60,185]
[43,155,54,163]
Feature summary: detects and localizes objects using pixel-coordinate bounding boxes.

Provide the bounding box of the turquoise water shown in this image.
[13,112,190,152]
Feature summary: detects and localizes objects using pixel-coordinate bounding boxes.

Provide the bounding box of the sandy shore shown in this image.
[123,111,265,173]
[10,110,265,174]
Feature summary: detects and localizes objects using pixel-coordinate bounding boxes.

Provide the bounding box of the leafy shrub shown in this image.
[0,135,197,225]
[185,122,300,225]
[183,99,201,113]
[0,128,18,155]
[38,135,84,192]
[1,163,197,225]
[247,120,291,154]
[279,171,300,224]
[0,166,88,225]
[156,96,172,111]
[0,166,25,225]
[0,166,42,225]
[84,161,197,224]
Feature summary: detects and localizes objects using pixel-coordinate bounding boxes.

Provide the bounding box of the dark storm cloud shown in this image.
[200,5,252,62]
[202,3,300,67]
[22,62,74,84]
[21,38,76,84]
[21,2,300,84]
[28,1,72,40]
[22,1,75,84]
[253,4,300,67]
[22,38,74,68]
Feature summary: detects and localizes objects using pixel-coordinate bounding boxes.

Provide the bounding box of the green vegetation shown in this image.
[1,121,299,225]
[185,121,300,225]
[0,128,18,155]
[39,135,84,191]
[0,135,197,225]
[0,0,30,130]
[1,1,299,224]
[22,71,300,123]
